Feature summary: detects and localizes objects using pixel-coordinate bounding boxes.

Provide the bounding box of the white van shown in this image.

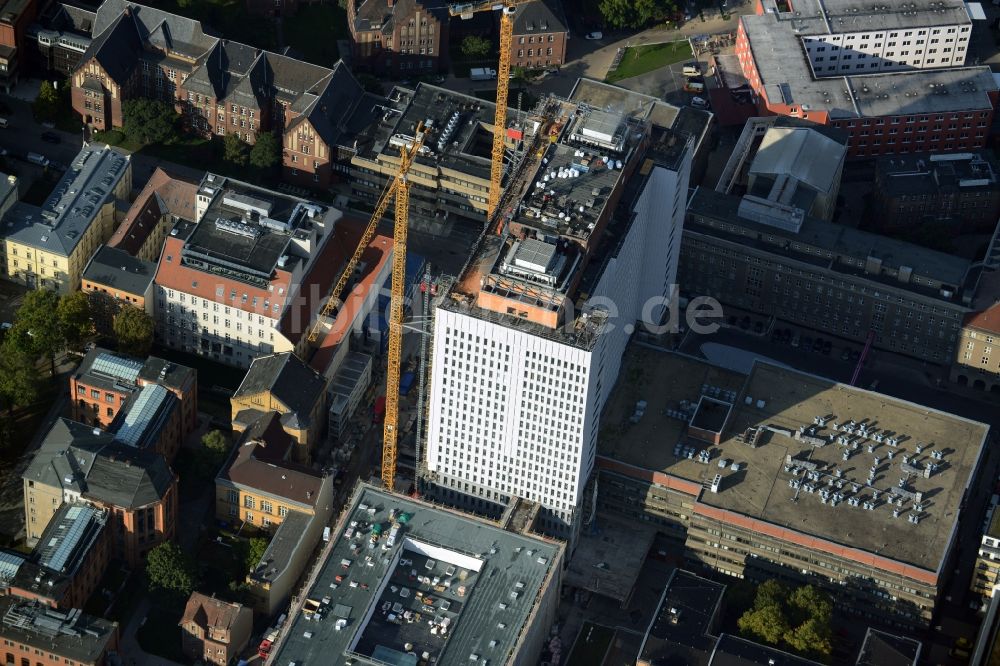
[27,153,49,167]
[682,64,701,77]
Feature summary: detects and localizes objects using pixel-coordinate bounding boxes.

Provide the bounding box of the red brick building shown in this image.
[735,0,998,159]
[0,0,38,92]
[510,0,568,71]
[347,0,449,76]
[0,597,119,666]
[179,593,253,665]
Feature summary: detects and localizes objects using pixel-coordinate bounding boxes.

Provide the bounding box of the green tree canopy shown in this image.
[460,35,492,59]
[244,537,270,573]
[249,131,281,170]
[112,306,154,357]
[223,133,250,167]
[33,81,60,122]
[145,542,196,599]
[122,99,180,146]
[736,581,833,659]
[0,340,39,415]
[57,291,92,349]
[9,290,65,368]
[598,0,676,29]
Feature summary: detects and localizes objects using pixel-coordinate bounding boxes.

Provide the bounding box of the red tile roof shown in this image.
[153,236,293,317]
[965,301,1000,335]
[180,592,248,632]
[109,168,198,256]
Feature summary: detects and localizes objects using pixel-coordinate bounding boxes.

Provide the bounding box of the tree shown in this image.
[599,0,676,29]
[112,306,154,357]
[243,537,270,573]
[460,35,492,59]
[33,81,60,123]
[787,585,832,623]
[249,132,281,170]
[9,290,65,376]
[145,542,196,599]
[57,291,92,349]
[223,132,249,167]
[738,602,790,646]
[784,617,833,658]
[753,579,788,610]
[122,99,179,146]
[0,340,39,416]
[194,429,230,477]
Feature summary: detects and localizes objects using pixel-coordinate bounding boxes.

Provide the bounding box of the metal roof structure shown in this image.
[748,127,846,197]
[90,352,143,383]
[113,383,173,448]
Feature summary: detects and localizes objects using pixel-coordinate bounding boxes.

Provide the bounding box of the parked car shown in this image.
[41,131,60,144]
[691,96,710,109]
[840,349,851,361]
[586,31,603,40]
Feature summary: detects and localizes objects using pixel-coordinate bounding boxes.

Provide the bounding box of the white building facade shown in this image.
[425,145,692,539]
[803,22,971,76]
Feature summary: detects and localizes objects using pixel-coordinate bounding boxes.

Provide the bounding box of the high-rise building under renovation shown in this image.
[424,84,709,540]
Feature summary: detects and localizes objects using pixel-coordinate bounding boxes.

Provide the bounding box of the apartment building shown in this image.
[26,2,94,77]
[70,346,197,457]
[109,167,197,262]
[0,0,39,91]
[872,152,1000,233]
[23,419,177,566]
[81,245,155,335]
[71,0,373,193]
[735,0,998,158]
[679,186,977,364]
[952,302,1000,390]
[231,352,327,459]
[268,484,564,666]
[179,592,253,666]
[596,345,989,628]
[425,97,700,540]
[510,0,568,70]
[0,597,119,666]
[0,144,131,294]
[152,173,345,368]
[216,412,333,614]
[346,0,448,77]
[9,504,109,610]
[972,496,1000,598]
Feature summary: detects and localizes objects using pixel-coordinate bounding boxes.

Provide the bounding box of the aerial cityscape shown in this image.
[0,0,997,664]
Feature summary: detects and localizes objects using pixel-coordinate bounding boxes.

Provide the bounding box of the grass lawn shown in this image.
[567,622,616,666]
[136,605,184,662]
[283,5,349,67]
[606,41,693,83]
[92,129,143,153]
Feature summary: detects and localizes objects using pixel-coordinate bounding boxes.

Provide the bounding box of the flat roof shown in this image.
[741,5,994,120]
[855,627,921,666]
[600,345,989,572]
[638,569,724,666]
[876,151,999,196]
[710,634,822,666]
[687,187,973,298]
[564,515,656,603]
[185,173,328,283]
[0,597,116,663]
[0,144,129,256]
[272,484,562,666]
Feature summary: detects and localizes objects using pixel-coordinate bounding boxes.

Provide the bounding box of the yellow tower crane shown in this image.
[450,0,529,222]
[306,123,428,491]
